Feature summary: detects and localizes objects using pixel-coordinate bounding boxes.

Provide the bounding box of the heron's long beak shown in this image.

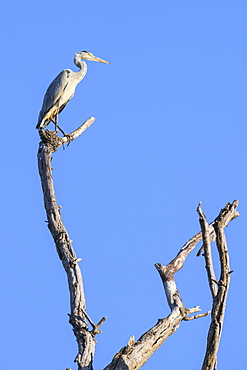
[93,56,110,64]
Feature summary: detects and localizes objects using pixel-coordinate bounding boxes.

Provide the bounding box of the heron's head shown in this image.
[75,51,109,64]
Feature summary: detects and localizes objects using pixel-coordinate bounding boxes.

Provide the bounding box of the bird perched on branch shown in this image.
[36,51,109,133]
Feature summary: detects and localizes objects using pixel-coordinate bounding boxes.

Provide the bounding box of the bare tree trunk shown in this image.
[38,119,106,370]
[37,124,238,369]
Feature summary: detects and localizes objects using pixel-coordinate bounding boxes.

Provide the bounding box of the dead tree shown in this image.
[37,121,239,370]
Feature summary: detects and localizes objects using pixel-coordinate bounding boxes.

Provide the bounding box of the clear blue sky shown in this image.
[1,1,246,369]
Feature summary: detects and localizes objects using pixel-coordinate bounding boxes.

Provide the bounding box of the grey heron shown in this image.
[36,51,109,133]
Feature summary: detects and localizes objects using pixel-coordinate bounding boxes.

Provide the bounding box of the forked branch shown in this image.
[104,201,238,369]
[198,201,239,370]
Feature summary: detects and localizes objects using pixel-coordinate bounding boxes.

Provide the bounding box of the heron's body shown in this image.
[36,51,109,130]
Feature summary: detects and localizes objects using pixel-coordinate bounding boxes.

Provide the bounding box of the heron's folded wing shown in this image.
[41,69,71,114]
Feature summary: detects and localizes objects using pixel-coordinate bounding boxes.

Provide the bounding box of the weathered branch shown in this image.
[39,117,95,151]
[60,117,95,145]
[103,310,193,370]
[37,123,239,370]
[37,117,101,370]
[201,201,239,370]
[197,203,218,298]
[104,201,238,369]
[184,311,210,321]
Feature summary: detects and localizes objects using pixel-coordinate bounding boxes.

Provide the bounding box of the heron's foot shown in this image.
[54,124,73,146]
[65,133,74,147]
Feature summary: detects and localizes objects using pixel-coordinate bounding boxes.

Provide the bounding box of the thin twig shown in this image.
[184,311,210,321]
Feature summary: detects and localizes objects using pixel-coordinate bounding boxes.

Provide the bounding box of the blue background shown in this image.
[0,1,246,369]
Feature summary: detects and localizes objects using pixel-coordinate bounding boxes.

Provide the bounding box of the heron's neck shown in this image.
[74,57,87,78]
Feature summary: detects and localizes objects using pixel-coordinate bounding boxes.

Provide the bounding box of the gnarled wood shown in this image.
[104,202,238,369]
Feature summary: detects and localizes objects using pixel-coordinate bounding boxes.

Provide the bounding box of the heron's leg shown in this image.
[54,111,59,132]
[57,124,67,137]
[50,117,57,124]
[49,117,59,132]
